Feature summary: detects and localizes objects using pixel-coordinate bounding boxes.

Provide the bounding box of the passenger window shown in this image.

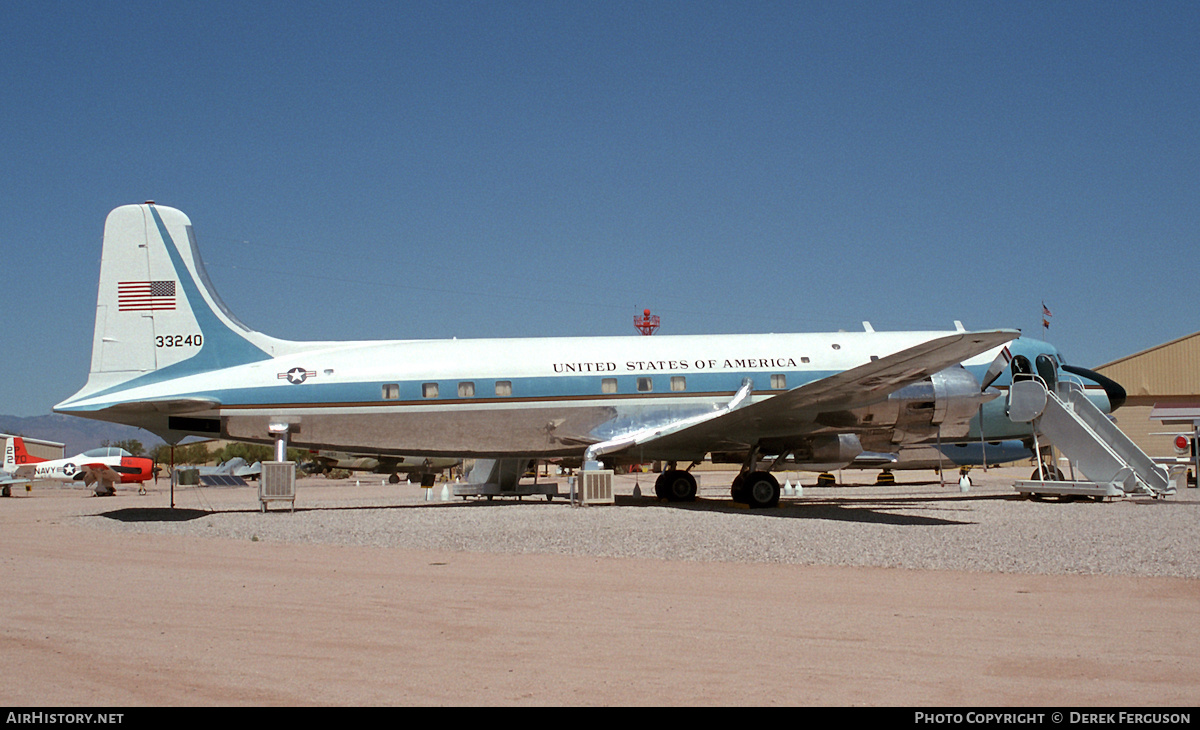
[422,383,439,398]
[637,377,653,392]
[770,374,786,389]
[458,382,475,397]
[670,376,686,392]
[601,378,618,394]
[382,384,399,400]
[495,381,512,396]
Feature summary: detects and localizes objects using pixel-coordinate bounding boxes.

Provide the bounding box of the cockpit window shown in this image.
[1035,354,1059,389]
[1012,355,1034,381]
[82,447,130,457]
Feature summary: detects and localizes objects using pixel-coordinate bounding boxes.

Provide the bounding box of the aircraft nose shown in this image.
[1061,365,1127,411]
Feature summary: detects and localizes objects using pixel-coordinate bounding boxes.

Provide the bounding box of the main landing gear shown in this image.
[652,462,782,509]
[731,471,781,509]
[654,469,697,502]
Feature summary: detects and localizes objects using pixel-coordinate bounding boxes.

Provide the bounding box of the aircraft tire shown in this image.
[1031,465,1066,481]
[388,473,401,484]
[741,471,780,509]
[655,470,697,502]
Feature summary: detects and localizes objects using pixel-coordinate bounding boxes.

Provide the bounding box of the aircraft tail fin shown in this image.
[61,203,288,408]
[3,437,44,470]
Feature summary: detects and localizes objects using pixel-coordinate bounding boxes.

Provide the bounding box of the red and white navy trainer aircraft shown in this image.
[2,437,154,496]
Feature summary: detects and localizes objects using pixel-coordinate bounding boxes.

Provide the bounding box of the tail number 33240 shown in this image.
[156,334,203,348]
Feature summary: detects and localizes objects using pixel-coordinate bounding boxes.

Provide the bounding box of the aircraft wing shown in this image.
[239,461,262,477]
[78,463,122,486]
[617,329,1018,459]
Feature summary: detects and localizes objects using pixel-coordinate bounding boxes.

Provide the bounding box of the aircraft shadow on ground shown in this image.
[425,492,1005,528]
[100,507,212,522]
[95,499,542,522]
[96,491,1016,527]
[624,494,998,526]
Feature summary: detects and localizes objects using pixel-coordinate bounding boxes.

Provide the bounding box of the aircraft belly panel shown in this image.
[222,403,621,457]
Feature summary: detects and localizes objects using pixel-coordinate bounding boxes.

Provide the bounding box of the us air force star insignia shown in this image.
[279,367,315,384]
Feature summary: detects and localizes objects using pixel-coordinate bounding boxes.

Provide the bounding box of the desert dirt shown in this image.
[1,469,1197,707]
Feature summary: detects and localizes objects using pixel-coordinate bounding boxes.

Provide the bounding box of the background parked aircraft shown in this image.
[856,440,1034,471]
[302,451,459,486]
[0,468,31,498]
[3,437,153,496]
[193,457,262,480]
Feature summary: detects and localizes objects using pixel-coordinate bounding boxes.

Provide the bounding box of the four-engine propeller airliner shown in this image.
[54,203,1123,507]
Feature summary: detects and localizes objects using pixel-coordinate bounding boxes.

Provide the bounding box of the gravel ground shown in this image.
[77,465,1200,578]
[6,465,1199,706]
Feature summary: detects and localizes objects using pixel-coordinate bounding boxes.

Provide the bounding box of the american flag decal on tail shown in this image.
[118,281,176,311]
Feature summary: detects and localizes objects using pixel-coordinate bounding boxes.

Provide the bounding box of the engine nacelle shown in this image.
[785,433,864,470]
[856,366,993,446]
[705,367,998,468]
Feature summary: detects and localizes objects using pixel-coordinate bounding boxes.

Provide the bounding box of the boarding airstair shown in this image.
[1008,376,1174,500]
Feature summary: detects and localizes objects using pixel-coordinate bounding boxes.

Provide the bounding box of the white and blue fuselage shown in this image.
[55,205,1122,488]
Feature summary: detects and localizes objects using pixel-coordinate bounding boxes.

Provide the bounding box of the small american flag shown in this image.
[118,280,176,311]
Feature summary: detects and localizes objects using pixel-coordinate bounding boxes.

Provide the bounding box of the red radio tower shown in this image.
[634,308,660,335]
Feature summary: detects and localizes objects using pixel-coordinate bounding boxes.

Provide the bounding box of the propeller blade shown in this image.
[979,345,1013,391]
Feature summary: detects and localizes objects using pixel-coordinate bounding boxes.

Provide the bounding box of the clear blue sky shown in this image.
[3,1,1198,417]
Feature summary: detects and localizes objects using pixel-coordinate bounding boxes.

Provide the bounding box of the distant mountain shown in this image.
[0,413,166,457]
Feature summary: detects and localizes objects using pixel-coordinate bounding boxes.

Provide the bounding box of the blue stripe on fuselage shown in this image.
[73,369,839,412]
